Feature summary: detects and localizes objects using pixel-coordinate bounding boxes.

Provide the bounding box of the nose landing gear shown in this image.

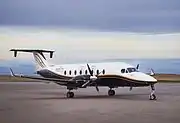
[149,84,157,100]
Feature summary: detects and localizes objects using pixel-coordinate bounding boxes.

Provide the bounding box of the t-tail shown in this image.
[10,49,54,71]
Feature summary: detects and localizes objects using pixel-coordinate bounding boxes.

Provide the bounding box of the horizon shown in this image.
[0,58,180,75]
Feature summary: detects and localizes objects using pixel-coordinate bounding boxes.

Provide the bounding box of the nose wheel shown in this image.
[149,84,157,100]
[149,93,156,100]
[108,89,115,96]
[67,91,74,98]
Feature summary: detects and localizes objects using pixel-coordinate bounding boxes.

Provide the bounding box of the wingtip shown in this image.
[150,68,155,76]
[9,68,15,76]
[10,49,15,51]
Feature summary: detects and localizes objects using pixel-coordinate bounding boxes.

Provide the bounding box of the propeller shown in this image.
[87,64,100,92]
[87,64,99,79]
[87,63,93,76]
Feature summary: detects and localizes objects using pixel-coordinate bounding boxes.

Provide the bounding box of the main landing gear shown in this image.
[149,84,157,100]
[108,89,115,96]
[66,91,74,98]
[66,88,75,98]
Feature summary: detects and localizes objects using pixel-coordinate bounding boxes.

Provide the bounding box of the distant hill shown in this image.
[0,59,36,75]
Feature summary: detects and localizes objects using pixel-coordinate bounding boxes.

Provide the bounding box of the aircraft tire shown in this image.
[149,94,156,100]
[67,92,74,98]
[108,89,115,96]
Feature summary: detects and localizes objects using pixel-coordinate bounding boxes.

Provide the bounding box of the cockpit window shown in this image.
[127,68,138,73]
[121,69,125,73]
[126,69,128,73]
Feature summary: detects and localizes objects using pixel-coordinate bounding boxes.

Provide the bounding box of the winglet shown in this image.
[9,68,15,77]
[150,68,155,76]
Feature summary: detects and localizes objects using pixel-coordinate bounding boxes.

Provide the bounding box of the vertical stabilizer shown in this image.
[33,52,49,70]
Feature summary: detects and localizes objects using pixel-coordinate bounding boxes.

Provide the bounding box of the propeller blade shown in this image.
[129,86,133,91]
[87,64,99,92]
[95,85,99,92]
[82,80,91,87]
[136,64,139,69]
[87,64,93,76]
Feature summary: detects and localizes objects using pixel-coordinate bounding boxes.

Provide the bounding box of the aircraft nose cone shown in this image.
[148,76,157,82]
[133,72,157,82]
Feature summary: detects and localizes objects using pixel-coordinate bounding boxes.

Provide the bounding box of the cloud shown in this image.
[0,0,180,32]
[0,27,180,63]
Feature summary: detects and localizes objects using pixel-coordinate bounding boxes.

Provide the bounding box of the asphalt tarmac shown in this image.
[0,82,180,123]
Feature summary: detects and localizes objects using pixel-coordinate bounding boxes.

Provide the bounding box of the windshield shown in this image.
[127,68,138,73]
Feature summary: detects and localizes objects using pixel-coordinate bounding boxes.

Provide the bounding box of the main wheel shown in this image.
[108,89,115,96]
[149,94,156,100]
[67,92,74,98]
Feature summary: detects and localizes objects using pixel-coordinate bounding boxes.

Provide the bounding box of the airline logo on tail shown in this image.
[33,53,47,68]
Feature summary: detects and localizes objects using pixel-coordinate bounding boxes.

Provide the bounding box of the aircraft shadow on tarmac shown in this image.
[14,89,178,101]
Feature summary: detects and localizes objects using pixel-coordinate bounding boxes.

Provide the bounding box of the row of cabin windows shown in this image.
[63,69,105,75]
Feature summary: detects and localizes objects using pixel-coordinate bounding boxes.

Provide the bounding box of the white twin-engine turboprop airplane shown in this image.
[10,49,157,100]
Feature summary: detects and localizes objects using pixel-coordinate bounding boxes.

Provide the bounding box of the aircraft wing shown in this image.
[9,68,69,86]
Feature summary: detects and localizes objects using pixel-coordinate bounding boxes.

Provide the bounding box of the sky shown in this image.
[0,27,180,63]
[0,0,180,32]
[0,0,179,63]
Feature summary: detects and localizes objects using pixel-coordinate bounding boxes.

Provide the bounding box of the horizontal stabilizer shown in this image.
[10,49,55,58]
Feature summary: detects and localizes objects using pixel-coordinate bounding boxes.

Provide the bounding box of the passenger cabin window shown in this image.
[74,70,77,75]
[121,69,125,73]
[79,70,82,75]
[64,70,66,75]
[96,70,99,75]
[85,70,88,75]
[102,69,105,74]
[69,70,71,75]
